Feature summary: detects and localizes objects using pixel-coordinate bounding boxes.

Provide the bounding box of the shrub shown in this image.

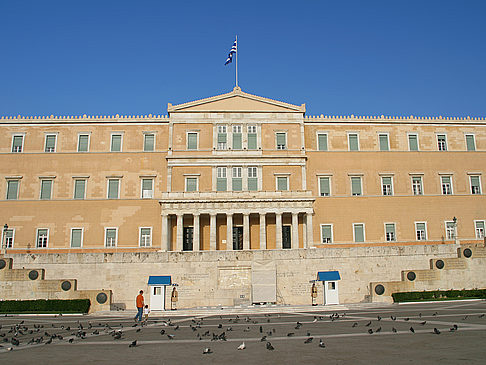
[392,289,486,302]
[0,299,90,313]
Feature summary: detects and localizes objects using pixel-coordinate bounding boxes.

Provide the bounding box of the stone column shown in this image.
[209,213,217,250]
[292,212,299,249]
[226,213,233,250]
[306,212,313,248]
[275,212,283,249]
[193,214,200,251]
[161,213,168,251]
[259,213,266,250]
[176,214,183,252]
[243,213,250,250]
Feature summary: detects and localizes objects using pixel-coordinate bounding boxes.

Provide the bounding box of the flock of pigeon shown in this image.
[0,310,484,354]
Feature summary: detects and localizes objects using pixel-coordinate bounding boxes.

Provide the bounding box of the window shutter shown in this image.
[7,181,19,200]
[71,229,82,247]
[351,177,361,195]
[354,225,364,242]
[187,133,197,150]
[248,177,258,191]
[277,177,288,191]
[45,135,56,151]
[74,180,85,199]
[233,133,242,149]
[379,135,389,151]
[276,133,286,148]
[442,176,450,184]
[217,178,227,191]
[382,177,391,185]
[477,221,485,230]
[248,133,257,150]
[111,135,121,151]
[40,180,52,200]
[322,225,332,242]
[319,177,330,196]
[186,178,197,192]
[78,135,89,152]
[144,134,155,151]
[218,133,227,144]
[142,179,153,191]
[385,224,395,234]
[12,136,23,152]
[408,135,418,151]
[349,134,358,151]
[108,179,119,199]
[232,178,242,191]
[318,134,328,151]
[416,223,425,232]
[466,135,476,151]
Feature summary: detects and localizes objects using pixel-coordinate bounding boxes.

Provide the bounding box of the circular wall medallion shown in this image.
[61,281,72,291]
[435,260,445,269]
[375,284,385,295]
[0,259,6,270]
[96,292,108,304]
[463,248,473,258]
[407,271,416,281]
[28,270,39,280]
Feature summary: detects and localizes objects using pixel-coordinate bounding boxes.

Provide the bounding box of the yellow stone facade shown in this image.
[1,87,485,254]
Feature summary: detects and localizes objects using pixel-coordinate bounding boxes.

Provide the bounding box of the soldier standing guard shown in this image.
[311,282,317,306]
[171,287,178,310]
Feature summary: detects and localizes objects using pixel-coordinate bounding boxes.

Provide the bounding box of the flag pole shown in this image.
[235,35,238,88]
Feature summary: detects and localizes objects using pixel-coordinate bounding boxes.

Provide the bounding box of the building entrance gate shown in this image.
[233,226,243,250]
[183,227,193,251]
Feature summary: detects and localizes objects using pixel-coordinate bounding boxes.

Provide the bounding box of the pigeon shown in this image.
[218,324,222,329]
[259,326,263,333]
[266,342,274,351]
[462,316,468,321]
[367,329,373,334]
[375,327,382,333]
[392,327,397,333]
[312,317,318,323]
[433,328,441,335]
[203,348,212,354]
[420,321,426,325]
[365,321,371,327]
[390,315,396,321]
[237,342,246,350]
[129,340,137,347]
[113,332,122,340]
[377,316,381,321]
[68,338,74,343]
[404,318,409,321]
[45,338,52,345]
[287,332,295,337]
[11,338,20,346]
[304,337,313,344]
[318,339,326,348]
[452,324,458,330]
[409,327,415,333]
[136,328,141,332]
[167,334,175,340]
[352,322,358,328]
[260,335,267,342]
[432,312,438,316]
[243,327,251,332]
[479,314,485,318]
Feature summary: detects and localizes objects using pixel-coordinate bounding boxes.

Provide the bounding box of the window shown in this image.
[217,167,227,191]
[36,228,49,248]
[348,133,359,151]
[40,180,53,200]
[248,125,257,150]
[353,223,365,242]
[475,221,485,239]
[70,228,83,248]
[232,167,242,191]
[45,134,57,152]
[74,179,86,199]
[77,134,90,152]
[465,134,476,151]
[412,176,423,195]
[379,134,389,151]
[277,176,288,191]
[185,177,198,192]
[232,125,242,150]
[317,133,328,151]
[415,222,427,241]
[217,126,227,150]
[107,179,120,199]
[139,227,152,247]
[385,223,396,242]
[470,176,481,195]
[408,134,419,151]
[351,176,362,196]
[445,221,455,240]
[11,135,24,153]
[105,228,117,247]
[187,132,198,150]
[6,180,19,200]
[321,224,333,243]
[144,133,155,152]
[437,134,447,151]
[319,177,331,197]
[248,167,258,191]
[142,178,154,198]
[382,177,393,196]
[3,229,14,248]
[441,176,453,195]
[276,132,287,150]
[111,134,122,152]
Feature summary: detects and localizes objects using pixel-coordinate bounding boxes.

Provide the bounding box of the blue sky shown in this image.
[1,0,485,117]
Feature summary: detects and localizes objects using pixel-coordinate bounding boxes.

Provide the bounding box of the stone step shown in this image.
[459,245,486,258]
[401,269,440,282]
[429,258,466,270]
[0,268,45,281]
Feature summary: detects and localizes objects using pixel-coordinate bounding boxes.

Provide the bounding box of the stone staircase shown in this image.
[0,256,111,313]
[370,243,486,303]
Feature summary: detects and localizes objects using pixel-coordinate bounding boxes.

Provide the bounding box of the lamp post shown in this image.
[1,223,8,256]
[453,217,458,245]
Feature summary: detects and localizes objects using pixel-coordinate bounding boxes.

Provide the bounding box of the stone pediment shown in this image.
[167,87,305,114]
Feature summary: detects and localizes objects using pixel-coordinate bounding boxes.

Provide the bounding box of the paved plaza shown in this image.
[1,300,486,364]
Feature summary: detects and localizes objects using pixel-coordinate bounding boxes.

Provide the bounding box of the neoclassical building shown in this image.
[1,87,485,253]
[0,88,485,309]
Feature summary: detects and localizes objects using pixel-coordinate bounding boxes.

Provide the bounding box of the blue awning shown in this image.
[317,271,341,281]
[148,276,171,285]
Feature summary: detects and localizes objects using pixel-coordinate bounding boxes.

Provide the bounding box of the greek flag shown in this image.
[225,39,237,65]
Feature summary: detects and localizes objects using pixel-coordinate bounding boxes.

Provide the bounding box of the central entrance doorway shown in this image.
[183,226,193,251]
[233,226,243,250]
[282,225,291,249]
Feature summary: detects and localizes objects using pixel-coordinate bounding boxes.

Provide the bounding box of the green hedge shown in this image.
[392,289,486,303]
[0,299,91,314]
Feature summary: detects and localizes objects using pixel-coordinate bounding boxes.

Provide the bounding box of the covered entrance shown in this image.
[148,276,171,311]
[317,271,341,305]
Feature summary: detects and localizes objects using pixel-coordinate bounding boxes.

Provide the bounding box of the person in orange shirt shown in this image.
[134,290,144,322]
